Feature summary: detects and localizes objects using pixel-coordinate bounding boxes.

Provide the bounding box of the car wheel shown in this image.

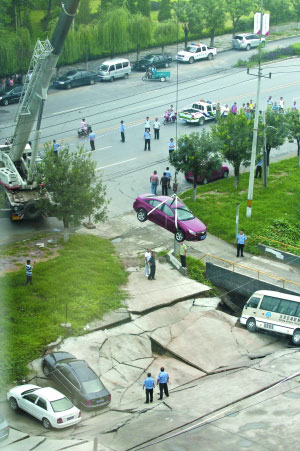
[189,57,194,64]
[292,330,300,345]
[90,78,95,85]
[9,397,19,411]
[124,73,129,79]
[246,318,256,333]
[137,208,147,222]
[3,99,8,106]
[142,76,147,81]
[246,44,251,51]
[42,362,51,377]
[223,171,229,179]
[198,117,205,126]
[160,77,166,82]
[207,53,213,60]
[109,76,114,82]
[42,417,51,429]
[67,83,72,89]
[175,229,185,242]
[163,119,167,125]
[202,177,208,185]
[165,62,169,68]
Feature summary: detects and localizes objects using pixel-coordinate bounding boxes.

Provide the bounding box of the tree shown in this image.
[212,112,254,188]
[38,145,109,242]
[291,0,300,26]
[0,0,14,28]
[169,131,222,201]
[78,25,94,69]
[100,6,131,57]
[76,0,92,26]
[137,0,150,17]
[259,110,288,170]
[129,13,152,60]
[154,20,177,54]
[225,0,255,36]
[286,109,300,166]
[158,0,171,22]
[264,0,292,30]
[15,27,32,74]
[174,0,203,48]
[126,0,137,14]
[202,0,226,47]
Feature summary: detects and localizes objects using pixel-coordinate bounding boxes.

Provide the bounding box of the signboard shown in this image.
[254,12,270,36]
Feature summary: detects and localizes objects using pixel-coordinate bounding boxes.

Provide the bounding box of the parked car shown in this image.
[42,352,111,409]
[232,34,265,51]
[133,194,207,242]
[0,415,9,442]
[133,54,172,71]
[176,43,217,64]
[0,85,23,106]
[53,70,97,89]
[98,58,131,81]
[185,165,229,184]
[7,384,81,429]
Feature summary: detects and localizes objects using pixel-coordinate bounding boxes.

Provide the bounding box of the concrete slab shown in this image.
[88,308,131,332]
[253,348,300,377]
[0,429,29,449]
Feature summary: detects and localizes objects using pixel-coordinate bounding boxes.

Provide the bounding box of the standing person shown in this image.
[157,367,169,400]
[223,104,229,116]
[267,96,273,108]
[148,251,156,280]
[165,167,172,189]
[144,128,151,151]
[240,103,246,113]
[89,129,96,151]
[179,241,187,268]
[144,248,151,277]
[231,102,238,114]
[153,118,160,140]
[216,102,221,121]
[279,96,284,112]
[150,170,159,194]
[145,116,151,131]
[292,101,298,110]
[160,172,169,195]
[236,230,247,258]
[25,259,33,285]
[249,99,254,113]
[168,138,175,155]
[120,120,125,143]
[255,159,262,178]
[53,139,60,156]
[4,137,9,146]
[143,373,155,403]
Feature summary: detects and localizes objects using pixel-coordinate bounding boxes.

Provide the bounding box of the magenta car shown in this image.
[185,164,229,184]
[133,194,207,242]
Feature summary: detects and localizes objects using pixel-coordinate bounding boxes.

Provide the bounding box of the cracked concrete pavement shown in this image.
[1,213,300,450]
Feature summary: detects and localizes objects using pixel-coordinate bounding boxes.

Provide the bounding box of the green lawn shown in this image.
[0,235,128,386]
[181,157,300,254]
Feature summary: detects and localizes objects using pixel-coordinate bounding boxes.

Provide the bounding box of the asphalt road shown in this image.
[0,36,300,243]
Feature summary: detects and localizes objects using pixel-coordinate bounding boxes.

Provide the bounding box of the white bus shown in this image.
[240,290,300,345]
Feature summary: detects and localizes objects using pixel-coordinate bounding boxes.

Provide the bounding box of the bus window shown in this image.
[260,295,281,313]
[278,299,298,316]
[246,297,260,308]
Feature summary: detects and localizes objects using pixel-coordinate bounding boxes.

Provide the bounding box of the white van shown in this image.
[240,290,300,345]
[98,59,131,81]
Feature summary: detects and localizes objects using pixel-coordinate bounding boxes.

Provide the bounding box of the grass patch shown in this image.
[235,43,300,68]
[182,157,300,255]
[186,256,219,295]
[0,234,128,386]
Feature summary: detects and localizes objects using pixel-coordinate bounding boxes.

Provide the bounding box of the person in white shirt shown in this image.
[144,248,151,277]
[279,97,284,112]
[145,117,151,131]
[153,118,160,140]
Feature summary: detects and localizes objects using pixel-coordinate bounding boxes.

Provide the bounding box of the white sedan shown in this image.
[7,384,81,429]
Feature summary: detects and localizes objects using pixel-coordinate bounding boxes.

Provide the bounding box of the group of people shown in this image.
[0,74,22,93]
[222,96,297,120]
[144,248,156,280]
[143,367,169,403]
[146,65,157,79]
[150,167,172,195]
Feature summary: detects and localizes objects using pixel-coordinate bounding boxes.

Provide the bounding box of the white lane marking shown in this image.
[86,145,112,154]
[52,106,86,115]
[96,157,136,170]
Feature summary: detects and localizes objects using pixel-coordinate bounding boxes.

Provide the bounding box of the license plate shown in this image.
[200,235,206,240]
[11,214,22,220]
[67,416,74,420]
[264,323,273,330]
[96,399,104,404]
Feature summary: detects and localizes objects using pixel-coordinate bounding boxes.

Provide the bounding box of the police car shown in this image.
[176,43,217,64]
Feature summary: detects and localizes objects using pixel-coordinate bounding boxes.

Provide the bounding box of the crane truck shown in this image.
[0,0,80,220]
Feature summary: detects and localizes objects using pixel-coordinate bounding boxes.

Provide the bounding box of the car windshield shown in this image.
[51,397,73,412]
[82,378,105,394]
[176,207,194,221]
[234,36,243,40]
[143,55,154,61]
[100,65,109,71]
[186,46,197,53]
[65,70,77,76]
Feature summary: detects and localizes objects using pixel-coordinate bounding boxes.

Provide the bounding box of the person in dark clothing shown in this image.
[157,367,169,400]
[160,172,169,195]
[143,372,155,403]
[148,252,156,280]
[255,159,262,178]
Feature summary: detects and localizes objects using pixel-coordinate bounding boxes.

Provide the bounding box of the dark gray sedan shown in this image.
[53,70,97,89]
[42,352,111,409]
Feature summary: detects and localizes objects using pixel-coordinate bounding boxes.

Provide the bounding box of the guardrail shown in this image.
[253,236,300,253]
[200,253,300,291]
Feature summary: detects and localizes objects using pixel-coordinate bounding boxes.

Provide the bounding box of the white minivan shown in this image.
[240,290,300,345]
[98,59,131,82]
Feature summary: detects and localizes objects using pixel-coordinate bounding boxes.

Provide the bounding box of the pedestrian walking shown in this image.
[168,138,175,155]
[25,259,33,285]
[255,159,262,178]
[145,116,151,131]
[153,118,160,140]
[165,167,172,189]
[53,139,60,156]
[144,248,151,277]
[180,241,187,268]
[236,230,247,257]
[89,129,96,151]
[150,170,159,194]
[148,251,156,280]
[144,128,151,151]
[231,102,238,114]
[157,367,169,400]
[143,372,155,403]
[120,120,125,143]
[160,172,169,195]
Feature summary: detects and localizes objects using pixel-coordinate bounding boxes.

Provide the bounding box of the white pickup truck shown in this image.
[176,43,217,64]
[179,100,228,125]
